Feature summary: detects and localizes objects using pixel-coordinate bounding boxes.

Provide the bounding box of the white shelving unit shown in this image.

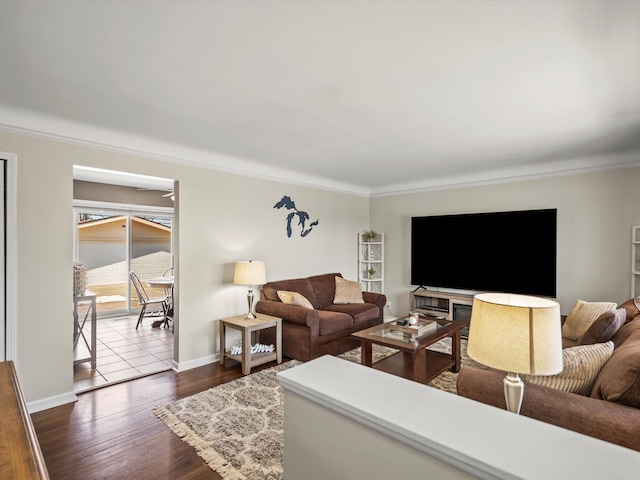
[632,226,640,298]
[358,232,384,293]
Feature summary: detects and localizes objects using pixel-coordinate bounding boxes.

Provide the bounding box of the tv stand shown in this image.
[410,290,474,324]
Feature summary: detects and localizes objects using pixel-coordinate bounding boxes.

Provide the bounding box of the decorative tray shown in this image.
[389,318,438,338]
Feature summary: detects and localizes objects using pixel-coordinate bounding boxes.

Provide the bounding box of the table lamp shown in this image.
[233,260,267,319]
[467,292,562,414]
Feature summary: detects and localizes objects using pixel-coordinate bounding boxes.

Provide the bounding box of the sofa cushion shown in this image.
[522,342,614,396]
[610,317,640,349]
[562,300,617,341]
[576,308,626,346]
[262,278,319,308]
[333,276,365,304]
[325,303,380,325]
[591,329,640,408]
[317,310,353,336]
[619,298,640,323]
[308,273,342,309]
[277,290,313,309]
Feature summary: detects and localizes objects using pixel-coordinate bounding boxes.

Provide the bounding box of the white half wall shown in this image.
[278,356,640,480]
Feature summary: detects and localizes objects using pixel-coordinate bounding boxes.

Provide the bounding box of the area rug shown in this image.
[153,339,480,479]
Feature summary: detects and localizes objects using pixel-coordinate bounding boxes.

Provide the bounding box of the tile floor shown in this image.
[73,314,174,393]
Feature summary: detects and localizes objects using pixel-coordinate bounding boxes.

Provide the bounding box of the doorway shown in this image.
[72,167,176,391]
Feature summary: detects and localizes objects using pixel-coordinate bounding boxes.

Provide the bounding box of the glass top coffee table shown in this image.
[351,318,466,384]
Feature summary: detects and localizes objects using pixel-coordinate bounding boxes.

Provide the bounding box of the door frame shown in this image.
[73,200,174,316]
[0,152,17,361]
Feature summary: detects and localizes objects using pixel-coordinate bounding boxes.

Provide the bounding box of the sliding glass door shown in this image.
[130,214,173,302]
[74,207,173,317]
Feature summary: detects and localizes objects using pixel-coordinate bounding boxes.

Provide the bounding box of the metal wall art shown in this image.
[274,195,319,238]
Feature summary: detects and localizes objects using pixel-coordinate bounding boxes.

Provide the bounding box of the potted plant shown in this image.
[367,267,376,278]
[363,230,377,242]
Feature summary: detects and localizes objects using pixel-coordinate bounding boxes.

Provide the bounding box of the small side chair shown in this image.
[130,271,168,329]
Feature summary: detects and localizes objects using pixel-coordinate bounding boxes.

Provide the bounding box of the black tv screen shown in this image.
[411,209,557,297]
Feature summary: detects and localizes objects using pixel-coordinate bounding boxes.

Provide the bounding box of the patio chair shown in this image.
[130,271,168,329]
[162,267,174,323]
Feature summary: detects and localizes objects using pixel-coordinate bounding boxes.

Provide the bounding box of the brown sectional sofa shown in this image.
[457,299,640,452]
[255,273,386,361]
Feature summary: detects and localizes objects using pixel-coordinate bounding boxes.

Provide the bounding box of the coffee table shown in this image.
[351,319,465,384]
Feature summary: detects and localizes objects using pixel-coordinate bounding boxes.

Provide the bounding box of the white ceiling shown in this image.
[1,1,640,196]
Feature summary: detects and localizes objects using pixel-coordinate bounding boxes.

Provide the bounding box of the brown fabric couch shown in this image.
[255,273,386,361]
[457,299,640,452]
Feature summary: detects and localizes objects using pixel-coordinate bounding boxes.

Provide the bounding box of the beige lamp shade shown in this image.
[233,260,267,286]
[467,293,563,376]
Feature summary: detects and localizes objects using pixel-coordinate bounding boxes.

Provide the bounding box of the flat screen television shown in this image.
[411,209,557,297]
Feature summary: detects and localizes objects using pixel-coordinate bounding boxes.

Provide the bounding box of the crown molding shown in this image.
[369,151,640,197]
[0,105,370,197]
[2,105,639,199]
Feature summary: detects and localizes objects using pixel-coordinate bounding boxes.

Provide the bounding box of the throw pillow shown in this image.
[576,308,626,345]
[333,276,364,304]
[561,300,617,341]
[610,318,640,349]
[591,329,640,408]
[522,342,614,396]
[618,298,640,323]
[277,290,314,309]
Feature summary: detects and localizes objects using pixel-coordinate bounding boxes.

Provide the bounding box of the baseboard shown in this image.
[27,390,78,414]
[173,353,220,372]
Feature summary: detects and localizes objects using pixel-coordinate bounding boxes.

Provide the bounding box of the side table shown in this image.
[73,292,97,369]
[219,313,282,375]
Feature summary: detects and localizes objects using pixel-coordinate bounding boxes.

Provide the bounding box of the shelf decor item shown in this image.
[363,230,377,242]
[367,268,376,278]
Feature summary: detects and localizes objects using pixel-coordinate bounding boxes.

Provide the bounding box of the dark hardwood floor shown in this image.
[31,359,278,480]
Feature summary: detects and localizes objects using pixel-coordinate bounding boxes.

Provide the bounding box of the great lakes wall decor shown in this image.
[274,195,319,238]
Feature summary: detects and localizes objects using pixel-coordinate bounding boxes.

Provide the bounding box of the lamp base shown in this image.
[244,288,256,319]
[503,372,524,414]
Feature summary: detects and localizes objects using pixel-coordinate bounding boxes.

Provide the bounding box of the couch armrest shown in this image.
[362,292,386,319]
[255,300,319,329]
[457,366,640,452]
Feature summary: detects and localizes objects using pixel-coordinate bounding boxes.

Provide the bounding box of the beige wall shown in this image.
[0,130,369,406]
[371,168,640,315]
[5,124,639,407]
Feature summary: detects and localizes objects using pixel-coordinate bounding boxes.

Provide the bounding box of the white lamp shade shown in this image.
[233,261,267,286]
[467,293,563,376]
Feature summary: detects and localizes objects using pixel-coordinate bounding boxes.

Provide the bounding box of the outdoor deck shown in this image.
[86,283,167,314]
